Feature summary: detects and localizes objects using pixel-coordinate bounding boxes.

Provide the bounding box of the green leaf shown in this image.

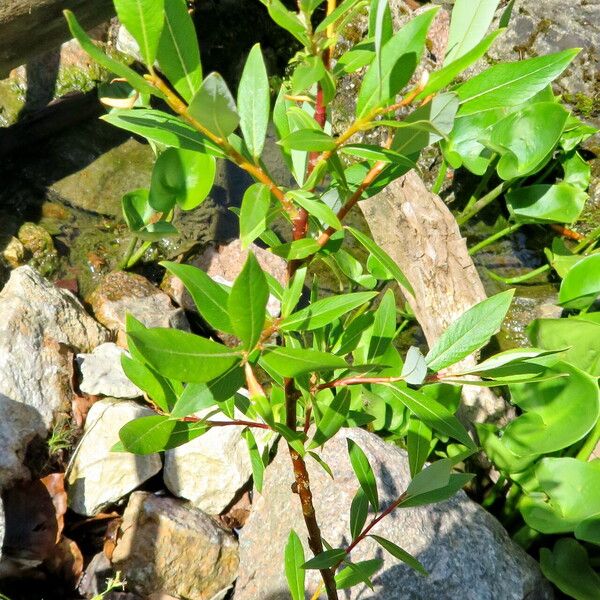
[334,39,376,76]
[121,354,177,413]
[335,559,383,589]
[282,267,307,318]
[382,384,476,449]
[291,56,326,94]
[280,292,377,332]
[445,0,500,64]
[121,189,179,240]
[228,253,269,350]
[456,49,580,116]
[369,535,427,575]
[540,539,600,600]
[149,147,215,212]
[346,226,413,295]
[419,30,503,99]
[425,290,514,371]
[340,144,416,169]
[406,458,451,496]
[240,183,271,248]
[157,0,202,102]
[279,129,337,152]
[461,347,565,374]
[285,531,306,600]
[506,183,588,224]
[260,346,347,377]
[502,361,599,457]
[575,515,600,546]
[101,109,221,155]
[368,288,396,361]
[302,549,346,570]
[260,0,310,45]
[238,44,270,158]
[310,389,351,448]
[64,11,158,97]
[562,150,591,190]
[274,423,307,456]
[347,438,379,511]
[114,0,164,66]
[398,473,474,508]
[271,239,321,260]
[490,102,568,180]
[243,429,265,492]
[127,328,241,383]
[558,254,600,310]
[189,72,240,138]
[161,261,233,333]
[401,346,427,385]
[287,190,343,230]
[350,488,369,539]
[356,8,439,117]
[316,0,366,33]
[407,416,432,477]
[118,415,208,454]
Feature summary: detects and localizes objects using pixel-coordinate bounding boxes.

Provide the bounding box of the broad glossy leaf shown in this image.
[310,389,351,448]
[350,488,369,539]
[279,129,337,152]
[157,0,202,101]
[382,384,476,449]
[149,148,216,211]
[114,0,164,66]
[189,73,240,138]
[528,318,600,376]
[445,0,500,64]
[238,44,270,158]
[127,328,241,382]
[540,539,600,600]
[520,458,600,533]
[291,56,326,94]
[161,261,233,333]
[271,239,321,260]
[425,290,514,371]
[370,535,427,575]
[346,226,413,294]
[407,417,432,477]
[287,190,342,230]
[280,292,377,332]
[285,531,305,600]
[476,423,537,475]
[575,514,600,546]
[561,150,591,190]
[228,252,269,350]
[502,362,599,456]
[260,346,347,377]
[240,183,271,248]
[490,102,568,180]
[121,354,177,413]
[406,458,451,497]
[64,11,158,97]
[121,189,178,240]
[101,109,222,155]
[456,49,579,116]
[356,8,439,117]
[507,183,588,224]
[302,549,346,570]
[118,415,207,454]
[347,438,379,510]
[399,473,473,508]
[558,254,600,310]
[335,559,383,589]
[334,39,376,75]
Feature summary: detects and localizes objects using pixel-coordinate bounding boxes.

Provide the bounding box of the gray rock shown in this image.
[77,343,143,399]
[235,429,552,600]
[67,399,162,516]
[0,266,109,429]
[111,491,239,600]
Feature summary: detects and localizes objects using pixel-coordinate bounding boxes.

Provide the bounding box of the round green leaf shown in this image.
[558,254,600,311]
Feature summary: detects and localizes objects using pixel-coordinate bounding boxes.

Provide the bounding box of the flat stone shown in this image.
[88,271,189,345]
[111,491,239,600]
[0,266,109,429]
[77,343,143,399]
[235,428,552,600]
[67,399,162,516]
[163,409,272,515]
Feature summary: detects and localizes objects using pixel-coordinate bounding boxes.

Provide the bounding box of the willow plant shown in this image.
[65,0,576,597]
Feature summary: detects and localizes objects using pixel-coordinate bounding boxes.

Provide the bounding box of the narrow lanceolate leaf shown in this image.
[407,417,432,477]
[64,11,158,97]
[259,346,347,377]
[302,549,346,570]
[121,354,177,413]
[238,44,270,158]
[369,535,427,575]
[346,227,413,294]
[279,129,337,152]
[456,49,580,116]
[425,290,515,372]
[280,292,377,332]
[189,72,240,138]
[114,0,164,66]
[161,261,233,333]
[335,559,383,589]
[243,429,265,492]
[281,267,307,318]
[287,190,343,230]
[350,488,369,540]
[228,252,269,350]
[310,389,351,448]
[157,0,202,101]
[127,328,241,383]
[368,288,396,361]
[383,384,476,449]
[406,458,452,497]
[285,531,306,600]
[240,183,271,248]
[347,439,379,511]
[444,0,500,64]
